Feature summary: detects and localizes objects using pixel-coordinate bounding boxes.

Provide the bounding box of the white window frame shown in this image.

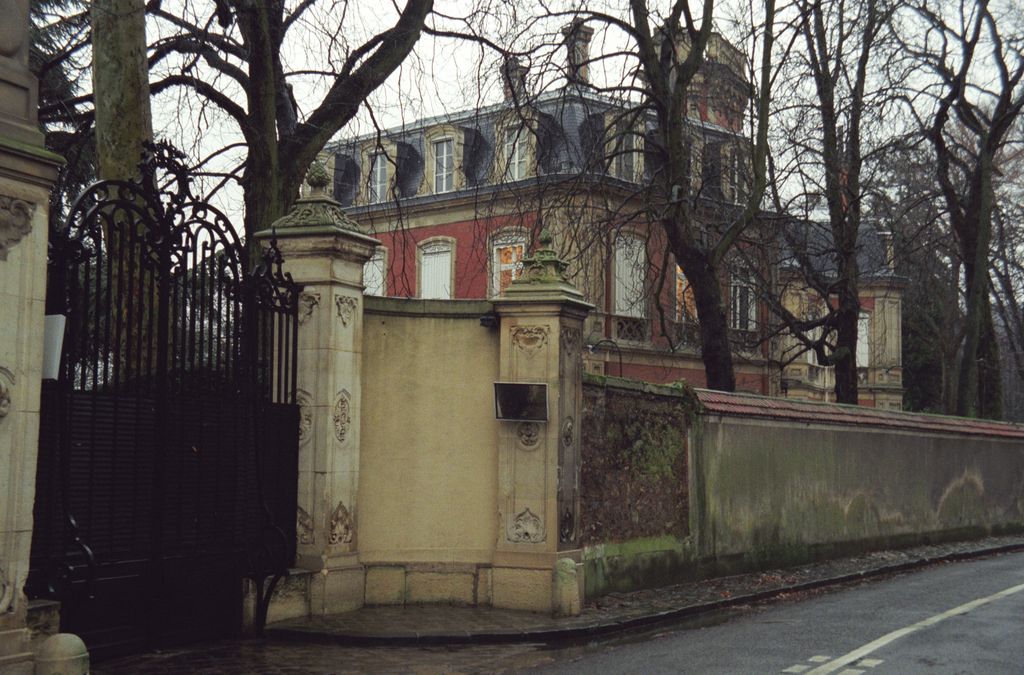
[363,248,386,296]
[419,239,454,300]
[433,138,454,193]
[614,234,647,318]
[369,152,388,203]
[503,127,527,181]
[490,231,527,297]
[729,275,757,332]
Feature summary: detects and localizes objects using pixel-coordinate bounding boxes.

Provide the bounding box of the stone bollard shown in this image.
[554,558,582,616]
[34,634,88,675]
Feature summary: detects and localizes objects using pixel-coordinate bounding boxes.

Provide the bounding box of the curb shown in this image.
[266,542,1024,647]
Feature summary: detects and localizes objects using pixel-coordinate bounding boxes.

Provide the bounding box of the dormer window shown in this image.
[369,152,388,203]
[434,138,454,193]
[504,128,527,181]
[615,133,636,181]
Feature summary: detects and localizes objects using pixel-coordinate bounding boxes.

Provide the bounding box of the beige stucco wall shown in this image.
[691,415,1024,563]
[359,298,500,567]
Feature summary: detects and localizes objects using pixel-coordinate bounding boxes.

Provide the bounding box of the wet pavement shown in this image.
[95,534,1024,674]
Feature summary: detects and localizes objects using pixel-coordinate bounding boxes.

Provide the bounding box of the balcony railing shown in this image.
[612,315,649,343]
[668,320,701,348]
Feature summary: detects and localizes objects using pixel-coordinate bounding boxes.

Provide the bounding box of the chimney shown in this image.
[562,20,594,86]
[501,56,528,102]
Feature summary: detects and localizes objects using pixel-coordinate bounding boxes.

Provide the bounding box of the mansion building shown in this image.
[319,27,904,409]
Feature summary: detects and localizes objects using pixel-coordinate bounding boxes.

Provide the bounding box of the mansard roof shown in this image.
[780,218,903,284]
[325,84,743,209]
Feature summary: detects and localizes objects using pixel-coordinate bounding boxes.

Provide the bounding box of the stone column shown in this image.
[257,165,377,614]
[491,231,592,615]
[0,0,64,669]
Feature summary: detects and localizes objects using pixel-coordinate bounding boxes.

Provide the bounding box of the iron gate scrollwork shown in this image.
[28,141,301,657]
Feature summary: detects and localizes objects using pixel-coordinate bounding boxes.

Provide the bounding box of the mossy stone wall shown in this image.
[580,376,696,548]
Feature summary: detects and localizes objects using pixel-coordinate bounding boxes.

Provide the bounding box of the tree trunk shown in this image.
[955,157,996,418]
[91,0,154,384]
[678,247,736,391]
[977,295,1003,419]
[831,247,861,404]
[236,2,283,254]
[92,0,151,180]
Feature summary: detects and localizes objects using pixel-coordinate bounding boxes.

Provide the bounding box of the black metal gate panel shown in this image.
[28,142,301,659]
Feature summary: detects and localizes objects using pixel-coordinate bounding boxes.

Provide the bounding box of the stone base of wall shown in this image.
[360,557,584,616]
[0,628,33,675]
[584,536,698,599]
[584,525,1024,601]
[364,563,489,607]
[246,564,367,628]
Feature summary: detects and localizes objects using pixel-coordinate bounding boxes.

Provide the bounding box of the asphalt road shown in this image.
[532,550,1024,674]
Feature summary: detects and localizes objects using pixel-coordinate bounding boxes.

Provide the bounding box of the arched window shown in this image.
[729,272,756,332]
[491,230,527,297]
[675,266,697,323]
[614,234,647,318]
[419,239,454,299]
[857,312,871,366]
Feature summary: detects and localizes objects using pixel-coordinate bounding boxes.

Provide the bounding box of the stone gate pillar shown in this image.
[257,166,377,614]
[0,0,66,670]
[492,230,592,615]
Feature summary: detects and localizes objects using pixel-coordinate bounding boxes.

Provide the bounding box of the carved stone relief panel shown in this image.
[557,323,583,548]
[560,326,581,356]
[329,500,354,545]
[0,562,11,615]
[296,506,314,545]
[561,416,574,450]
[296,389,313,446]
[297,292,320,325]
[336,296,358,327]
[516,421,540,449]
[0,366,14,422]
[0,195,35,261]
[511,325,548,355]
[508,507,544,543]
[332,390,351,444]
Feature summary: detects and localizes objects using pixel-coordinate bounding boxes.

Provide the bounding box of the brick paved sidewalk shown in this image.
[96,534,1024,674]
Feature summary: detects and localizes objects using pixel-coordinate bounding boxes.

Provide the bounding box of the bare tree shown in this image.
[898,0,1024,417]
[473,1,779,391]
[44,0,436,242]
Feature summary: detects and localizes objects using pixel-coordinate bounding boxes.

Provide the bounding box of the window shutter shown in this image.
[364,251,385,296]
[857,313,871,365]
[614,237,646,317]
[421,246,452,299]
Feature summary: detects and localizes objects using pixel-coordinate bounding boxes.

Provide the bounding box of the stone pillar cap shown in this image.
[498,228,593,310]
[264,161,362,234]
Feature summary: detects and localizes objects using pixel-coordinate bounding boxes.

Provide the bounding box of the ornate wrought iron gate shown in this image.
[28,142,301,658]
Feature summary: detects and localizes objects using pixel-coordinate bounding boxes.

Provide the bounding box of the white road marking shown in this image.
[782,666,810,673]
[808,656,832,663]
[807,581,1024,675]
[857,658,883,668]
[837,670,864,675]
